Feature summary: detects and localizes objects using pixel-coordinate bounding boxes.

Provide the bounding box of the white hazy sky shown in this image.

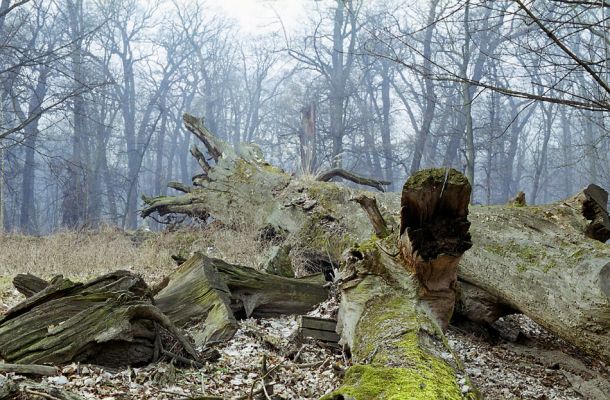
[216,0,310,34]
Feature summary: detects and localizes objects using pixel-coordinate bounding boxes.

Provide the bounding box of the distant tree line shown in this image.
[0,0,608,234]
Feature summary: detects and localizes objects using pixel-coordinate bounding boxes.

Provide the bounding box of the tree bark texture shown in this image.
[0,271,198,367]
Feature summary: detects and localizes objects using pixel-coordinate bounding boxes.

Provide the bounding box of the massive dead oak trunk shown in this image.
[142,115,610,383]
[459,185,610,361]
[154,252,329,347]
[0,271,198,367]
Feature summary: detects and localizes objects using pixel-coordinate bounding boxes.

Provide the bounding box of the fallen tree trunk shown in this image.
[141,115,610,378]
[0,271,199,367]
[154,252,329,346]
[459,185,610,361]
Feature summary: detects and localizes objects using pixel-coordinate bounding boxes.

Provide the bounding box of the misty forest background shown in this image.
[0,0,608,234]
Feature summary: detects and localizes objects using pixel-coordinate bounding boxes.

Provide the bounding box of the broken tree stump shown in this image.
[0,271,198,367]
[154,252,329,347]
[327,169,476,399]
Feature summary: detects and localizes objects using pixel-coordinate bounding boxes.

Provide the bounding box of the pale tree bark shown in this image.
[531,102,555,204]
[299,102,317,174]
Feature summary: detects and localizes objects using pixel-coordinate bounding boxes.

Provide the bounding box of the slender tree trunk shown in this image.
[379,66,394,190]
[409,0,438,176]
[0,139,4,232]
[532,104,554,204]
[62,0,86,229]
[462,1,475,197]
[299,102,317,174]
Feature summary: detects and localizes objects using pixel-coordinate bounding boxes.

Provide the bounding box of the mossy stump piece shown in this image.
[0,271,196,367]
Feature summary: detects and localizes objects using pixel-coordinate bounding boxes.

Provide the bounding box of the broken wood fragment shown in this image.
[351,194,390,238]
[0,363,58,376]
[168,181,193,193]
[298,316,339,344]
[13,273,50,297]
[0,271,197,368]
[315,167,390,192]
[154,253,329,347]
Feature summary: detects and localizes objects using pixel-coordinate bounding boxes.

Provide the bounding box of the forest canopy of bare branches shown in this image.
[0,0,608,234]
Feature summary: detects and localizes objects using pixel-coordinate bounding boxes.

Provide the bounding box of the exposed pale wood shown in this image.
[154,252,237,347]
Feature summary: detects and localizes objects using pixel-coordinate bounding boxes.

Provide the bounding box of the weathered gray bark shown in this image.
[155,252,328,347]
[460,185,610,361]
[0,271,199,367]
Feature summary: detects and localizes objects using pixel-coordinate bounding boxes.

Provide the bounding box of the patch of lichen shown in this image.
[483,240,540,267]
[232,159,258,183]
[296,211,352,261]
[305,180,347,211]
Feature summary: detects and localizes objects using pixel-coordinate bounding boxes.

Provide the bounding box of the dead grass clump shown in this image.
[0,219,269,288]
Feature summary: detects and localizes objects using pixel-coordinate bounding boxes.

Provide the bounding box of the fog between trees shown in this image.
[0,0,608,234]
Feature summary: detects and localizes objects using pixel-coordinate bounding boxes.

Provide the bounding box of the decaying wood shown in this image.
[298,316,339,344]
[399,168,472,327]
[326,169,475,398]
[0,271,198,367]
[155,252,329,347]
[315,167,391,192]
[140,114,610,394]
[350,194,391,238]
[13,273,50,297]
[460,186,610,361]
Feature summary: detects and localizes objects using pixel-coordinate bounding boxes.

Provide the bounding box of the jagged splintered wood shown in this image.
[399,168,472,327]
[155,252,328,347]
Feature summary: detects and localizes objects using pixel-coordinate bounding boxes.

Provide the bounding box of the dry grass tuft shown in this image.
[0,221,269,288]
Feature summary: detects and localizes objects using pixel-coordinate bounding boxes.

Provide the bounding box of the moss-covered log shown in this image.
[154,252,328,347]
[0,271,198,367]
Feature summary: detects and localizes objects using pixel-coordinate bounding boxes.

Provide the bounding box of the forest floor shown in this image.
[0,228,609,399]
